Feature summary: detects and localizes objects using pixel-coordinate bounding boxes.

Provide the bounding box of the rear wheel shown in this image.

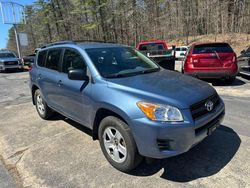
[34,89,54,119]
[98,116,142,172]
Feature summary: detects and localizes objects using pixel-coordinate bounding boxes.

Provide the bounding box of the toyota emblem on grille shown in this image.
[205,101,214,111]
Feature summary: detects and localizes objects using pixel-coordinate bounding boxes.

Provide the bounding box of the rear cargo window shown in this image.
[193,43,233,54]
[139,43,165,51]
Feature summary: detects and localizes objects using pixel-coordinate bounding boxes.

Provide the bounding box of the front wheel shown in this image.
[98,116,142,172]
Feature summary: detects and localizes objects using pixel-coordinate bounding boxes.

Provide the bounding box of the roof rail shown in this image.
[41,39,117,49]
[41,40,75,49]
[74,40,115,44]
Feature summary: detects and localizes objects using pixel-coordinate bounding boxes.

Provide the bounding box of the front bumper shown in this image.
[0,64,22,71]
[185,71,237,79]
[131,101,225,159]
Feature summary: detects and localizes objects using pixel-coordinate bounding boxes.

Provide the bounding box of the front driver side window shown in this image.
[62,49,86,73]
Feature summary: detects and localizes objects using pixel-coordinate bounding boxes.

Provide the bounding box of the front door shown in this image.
[56,48,92,126]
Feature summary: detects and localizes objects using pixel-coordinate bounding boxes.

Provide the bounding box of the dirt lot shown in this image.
[0,71,250,188]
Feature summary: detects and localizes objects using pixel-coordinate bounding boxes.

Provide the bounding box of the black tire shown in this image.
[34,89,54,120]
[98,116,142,172]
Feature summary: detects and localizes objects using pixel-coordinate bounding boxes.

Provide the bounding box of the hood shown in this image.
[0,57,19,62]
[106,70,216,109]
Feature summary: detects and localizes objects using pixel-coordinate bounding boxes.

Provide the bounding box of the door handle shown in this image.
[38,74,42,79]
[57,80,63,86]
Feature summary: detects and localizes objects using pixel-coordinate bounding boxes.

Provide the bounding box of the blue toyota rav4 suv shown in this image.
[29,41,225,172]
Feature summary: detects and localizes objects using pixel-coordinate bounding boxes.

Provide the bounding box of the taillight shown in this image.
[186,56,193,64]
[232,55,236,63]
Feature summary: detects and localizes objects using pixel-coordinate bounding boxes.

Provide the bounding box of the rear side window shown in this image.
[37,50,47,67]
[62,49,86,73]
[45,49,62,71]
[193,43,233,54]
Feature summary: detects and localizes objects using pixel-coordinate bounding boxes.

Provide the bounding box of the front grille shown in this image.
[4,61,18,66]
[195,110,224,135]
[190,93,220,120]
[156,139,173,151]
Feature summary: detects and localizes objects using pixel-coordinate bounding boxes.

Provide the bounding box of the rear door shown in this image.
[37,48,62,109]
[192,43,235,68]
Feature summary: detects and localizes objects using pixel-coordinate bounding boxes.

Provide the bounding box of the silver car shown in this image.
[0,50,22,72]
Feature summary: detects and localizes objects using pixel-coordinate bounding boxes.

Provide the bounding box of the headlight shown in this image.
[137,102,183,122]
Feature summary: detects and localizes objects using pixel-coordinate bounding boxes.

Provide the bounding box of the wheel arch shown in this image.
[92,107,130,140]
[31,84,40,105]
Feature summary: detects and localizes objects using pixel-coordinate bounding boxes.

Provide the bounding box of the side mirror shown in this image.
[68,69,89,81]
[241,50,246,54]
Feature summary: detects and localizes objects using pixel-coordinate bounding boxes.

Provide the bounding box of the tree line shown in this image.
[6,0,250,55]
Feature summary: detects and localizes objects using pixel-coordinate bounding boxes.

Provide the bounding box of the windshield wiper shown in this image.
[105,72,139,78]
[105,68,160,78]
[212,50,221,61]
[141,68,160,74]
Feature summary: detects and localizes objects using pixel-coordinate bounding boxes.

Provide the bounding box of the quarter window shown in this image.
[62,49,86,73]
[45,49,62,71]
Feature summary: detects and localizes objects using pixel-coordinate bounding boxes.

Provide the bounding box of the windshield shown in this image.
[0,52,16,58]
[193,43,233,54]
[85,47,160,78]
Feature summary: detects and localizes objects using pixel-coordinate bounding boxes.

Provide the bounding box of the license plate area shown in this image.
[207,122,220,135]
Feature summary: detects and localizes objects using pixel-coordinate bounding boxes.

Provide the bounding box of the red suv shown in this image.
[183,42,238,83]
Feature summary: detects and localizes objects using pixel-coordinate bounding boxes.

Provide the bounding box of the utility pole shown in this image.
[11,1,21,58]
[13,24,21,58]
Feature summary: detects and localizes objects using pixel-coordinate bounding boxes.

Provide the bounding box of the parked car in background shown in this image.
[237,47,250,77]
[0,50,22,72]
[30,41,225,172]
[183,42,238,83]
[22,48,41,67]
[136,40,176,70]
[22,53,36,66]
[175,46,188,60]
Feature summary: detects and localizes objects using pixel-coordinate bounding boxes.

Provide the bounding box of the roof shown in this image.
[190,42,230,46]
[77,42,127,49]
[40,40,128,50]
[137,40,167,45]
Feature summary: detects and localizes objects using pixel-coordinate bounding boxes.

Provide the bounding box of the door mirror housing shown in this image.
[68,69,89,81]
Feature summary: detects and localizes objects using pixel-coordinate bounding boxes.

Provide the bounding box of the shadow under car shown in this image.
[46,114,241,182]
[129,125,241,182]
